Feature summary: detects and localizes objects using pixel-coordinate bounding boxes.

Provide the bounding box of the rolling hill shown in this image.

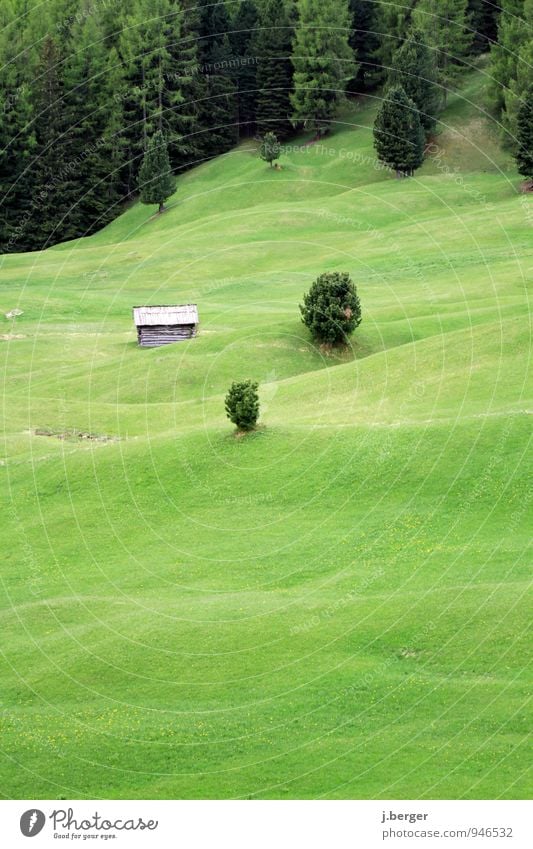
[0,67,531,800]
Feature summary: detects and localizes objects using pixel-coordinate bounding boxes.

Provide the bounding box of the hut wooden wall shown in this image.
[138,324,197,347]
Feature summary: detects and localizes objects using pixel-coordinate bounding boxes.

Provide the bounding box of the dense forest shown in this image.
[0,0,530,252]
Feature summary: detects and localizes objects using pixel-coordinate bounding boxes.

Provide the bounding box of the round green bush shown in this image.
[300,271,362,345]
[225,380,260,431]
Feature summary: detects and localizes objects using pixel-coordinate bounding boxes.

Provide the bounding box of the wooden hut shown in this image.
[133,304,199,347]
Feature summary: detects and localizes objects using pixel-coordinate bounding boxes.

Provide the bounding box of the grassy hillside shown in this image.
[0,69,531,800]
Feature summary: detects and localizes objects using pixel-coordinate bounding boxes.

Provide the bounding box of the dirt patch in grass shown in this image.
[397,647,422,660]
[33,428,118,443]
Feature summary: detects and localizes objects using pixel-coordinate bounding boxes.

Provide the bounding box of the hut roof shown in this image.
[132,304,198,326]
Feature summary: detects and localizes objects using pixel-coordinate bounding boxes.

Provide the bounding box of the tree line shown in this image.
[0,0,530,253]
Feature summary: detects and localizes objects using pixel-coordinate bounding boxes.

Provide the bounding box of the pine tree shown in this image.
[503,33,533,147]
[488,1,525,115]
[414,0,473,105]
[255,0,294,138]
[300,271,362,345]
[388,28,440,137]
[196,0,239,157]
[291,0,356,136]
[201,36,239,157]
[117,0,152,193]
[468,0,501,54]
[135,0,178,137]
[139,130,176,212]
[515,85,533,179]
[378,0,419,72]
[259,132,281,167]
[373,85,425,177]
[230,0,259,135]
[347,0,383,93]
[31,34,79,248]
[100,49,129,204]
[225,380,260,431]
[62,14,126,239]
[165,0,204,172]
[489,0,532,144]
[117,0,185,191]
[0,0,36,252]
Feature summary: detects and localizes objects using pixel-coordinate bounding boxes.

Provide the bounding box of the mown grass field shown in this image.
[0,69,531,799]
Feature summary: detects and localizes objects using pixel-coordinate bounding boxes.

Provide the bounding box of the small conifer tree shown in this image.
[515,86,533,181]
[373,86,425,177]
[225,381,260,431]
[259,132,281,167]
[300,272,362,345]
[139,131,176,213]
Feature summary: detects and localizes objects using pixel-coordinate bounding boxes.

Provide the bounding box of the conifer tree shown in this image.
[230,0,259,135]
[139,130,176,212]
[117,0,184,191]
[259,132,281,167]
[291,0,356,136]
[225,380,260,431]
[300,271,362,345]
[468,0,501,54]
[165,0,204,171]
[197,0,239,156]
[414,0,473,105]
[202,36,239,156]
[488,0,523,115]
[377,0,418,72]
[100,49,129,203]
[348,0,383,92]
[388,29,440,137]
[255,0,294,138]
[515,85,533,180]
[31,35,79,248]
[373,85,425,177]
[489,0,533,143]
[0,1,36,251]
[62,14,125,237]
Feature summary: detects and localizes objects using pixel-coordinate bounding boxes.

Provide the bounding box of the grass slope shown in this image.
[0,68,531,799]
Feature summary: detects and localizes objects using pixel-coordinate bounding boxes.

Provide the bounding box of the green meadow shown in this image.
[1,70,531,799]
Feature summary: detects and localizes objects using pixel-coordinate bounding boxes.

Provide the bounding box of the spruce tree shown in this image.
[31,35,79,248]
[201,35,239,157]
[166,0,204,172]
[100,49,129,205]
[489,1,533,144]
[468,0,501,54]
[225,380,260,431]
[255,0,294,138]
[62,14,125,238]
[378,0,418,72]
[348,0,383,93]
[0,1,36,252]
[118,0,153,193]
[139,130,176,212]
[414,0,473,105]
[230,0,259,136]
[488,1,525,116]
[388,28,440,137]
[515,85,533,180]
[300,272,362,345]
[197,0,239,157]
[118,0,185,191]
[259,132,281,167]
[291,0,356,136]
[373,86,425,177]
